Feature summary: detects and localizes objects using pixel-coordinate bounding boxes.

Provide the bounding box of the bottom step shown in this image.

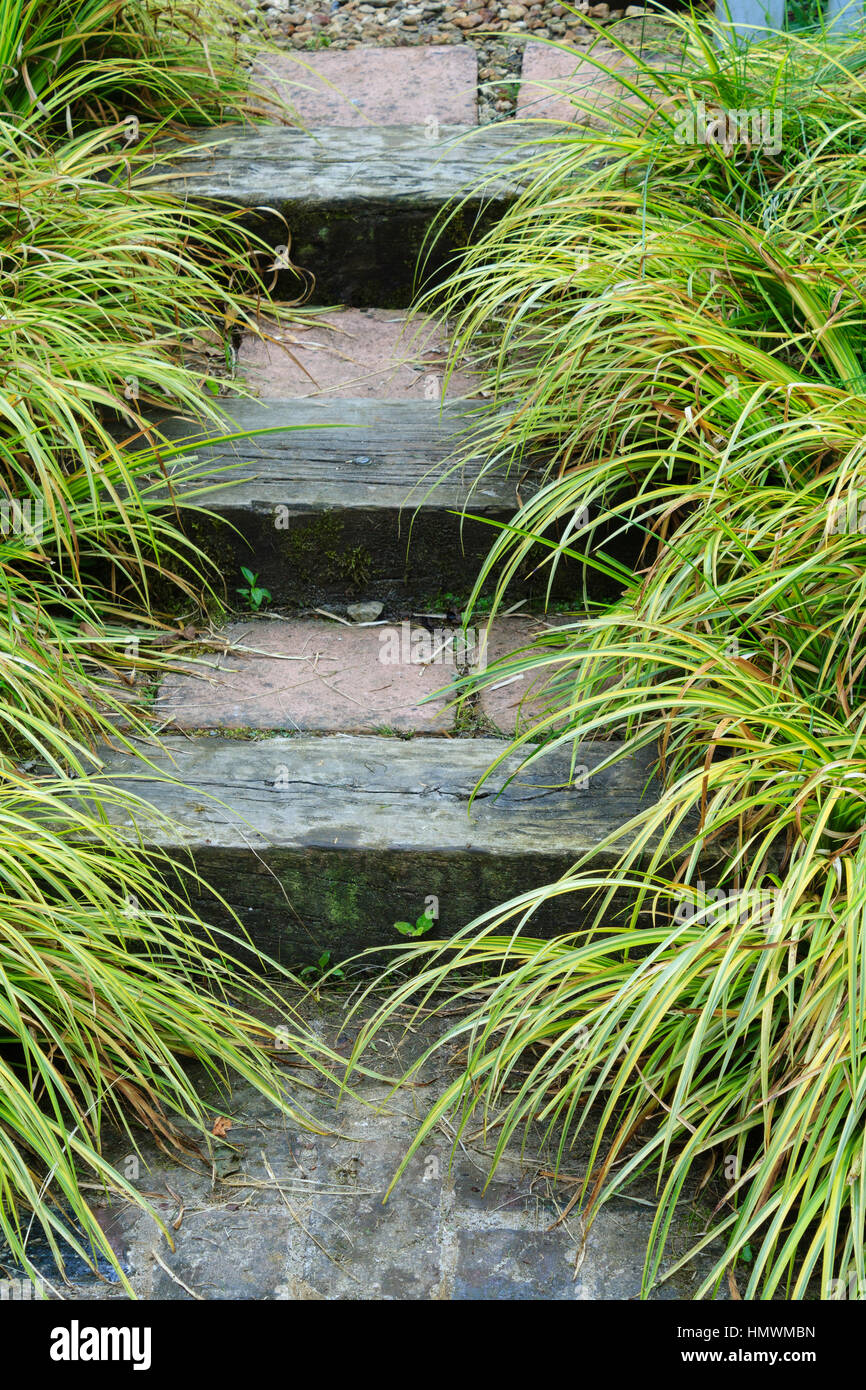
[91,735,660,965]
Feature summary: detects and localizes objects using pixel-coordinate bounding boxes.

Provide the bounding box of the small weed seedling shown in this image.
[237,566,271,611]
[395,909,436,938]
[299,949,345,985]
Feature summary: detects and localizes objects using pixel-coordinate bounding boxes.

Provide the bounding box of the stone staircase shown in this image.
[85,40,666,967]
[44,39,729,1305]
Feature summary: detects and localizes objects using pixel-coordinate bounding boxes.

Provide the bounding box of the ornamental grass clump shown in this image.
[0,0,281,127]
[0,2,333,1291]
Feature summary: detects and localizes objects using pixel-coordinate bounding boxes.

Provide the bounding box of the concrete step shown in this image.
[85,734,659,964]
[50,991,725,1303]
[153,617,469,736]
[153,397,563,606]
[235,307,480,400]
[150,122,537,305]
[254,44,480,127]
[36,986,725,1303]
[149,614,583,739]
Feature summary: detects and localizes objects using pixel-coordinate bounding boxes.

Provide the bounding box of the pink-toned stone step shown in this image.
[153,616,599,740]
[516,42,650,123]
[237,309,480,400]
[155,619,466,735]
[257,45,477,126]
[476,614,580,735]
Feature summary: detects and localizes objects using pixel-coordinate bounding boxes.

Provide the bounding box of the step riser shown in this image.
[169,846,636,967]
[178,502,636,608]
[183,501,530,607]
[246,201,507,309]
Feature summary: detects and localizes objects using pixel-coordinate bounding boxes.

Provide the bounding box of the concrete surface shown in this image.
[156,620,457,734]
[257,45,478,127]
[11,995,724,1301]
[237,309,480,400]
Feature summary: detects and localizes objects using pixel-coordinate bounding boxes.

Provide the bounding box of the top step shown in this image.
[146,38,668,304]
[149,123,540,305]
[253,45,480,127]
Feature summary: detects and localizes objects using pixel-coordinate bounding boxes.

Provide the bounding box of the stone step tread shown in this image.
[151,615,583,737]
[517,42,666,121]
[154,617,459,735]
[256,45,478,127]
[237,308,480,400]
[65,991,724,1302]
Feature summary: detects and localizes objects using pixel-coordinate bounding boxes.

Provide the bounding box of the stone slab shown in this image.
[156,620,455,734]
[237,309,480,400]
[30,993,728,1302]
[517,42,648,123]
[453,1228,582,1300]
[256,45,478,127]
[476,614,628,737]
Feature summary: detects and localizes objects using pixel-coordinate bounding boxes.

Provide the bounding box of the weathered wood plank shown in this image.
[87,735,664,963]
[150,123,533,210]
[146,124,541,305]
[156,399,511,511]
[150,398,583,605]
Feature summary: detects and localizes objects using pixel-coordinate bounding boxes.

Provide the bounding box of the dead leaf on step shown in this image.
[165,1183,185,1231]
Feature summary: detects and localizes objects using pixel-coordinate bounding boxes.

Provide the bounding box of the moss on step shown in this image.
[180,726,299,741]
[273,513,372,589]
